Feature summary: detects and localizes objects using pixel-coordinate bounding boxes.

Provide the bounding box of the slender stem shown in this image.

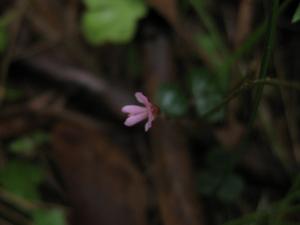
[249,0,279,126]
[253,78,300,92]
[190,0,228,55]
[203,77,300,118]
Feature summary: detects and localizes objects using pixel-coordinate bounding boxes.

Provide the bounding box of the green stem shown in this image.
[190,0,228,55]
[253,78,300,91]
[249,0,280,126]
[223,0,292,71]
[203,77,300,118]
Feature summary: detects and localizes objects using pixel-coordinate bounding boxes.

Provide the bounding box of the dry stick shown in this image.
[0,200,31,225]
[24,56,132,118]
[0,188,38,211]
[0,174,64,221]
[0,91,110,132]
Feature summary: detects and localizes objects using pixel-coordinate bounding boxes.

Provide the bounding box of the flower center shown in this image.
[151,104,160,117]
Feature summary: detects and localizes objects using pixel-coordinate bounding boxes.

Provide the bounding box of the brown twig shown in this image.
[23,56,133,118]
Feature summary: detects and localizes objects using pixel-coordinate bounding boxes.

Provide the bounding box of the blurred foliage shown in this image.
[0,0,299,225]
[188,68,224,122]
[0,160,44,201]
[0,23,7,53]
[196,33,218,58]
[223,175,300,225]
[81,0,147,44]
[4,86,24,102]
[0,9,14,53]
[292,2,300,23]
[127,45,142,78]
[9,131,49,157]
[33,208,67,225]
[198,150,244,203]
[156,84,188,117]
[0,21,8,53]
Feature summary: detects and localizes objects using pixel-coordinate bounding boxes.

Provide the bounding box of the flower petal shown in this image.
[122,105,147,115]
[145,120,152,132]
[144,110,155,131]
[124,112,148,127]
[135,92,149,105]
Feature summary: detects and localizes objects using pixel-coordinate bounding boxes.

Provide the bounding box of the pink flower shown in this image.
[121,92,159,132]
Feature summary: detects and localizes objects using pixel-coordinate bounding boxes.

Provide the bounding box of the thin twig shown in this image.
[252,78,300,91]
[203,77,300,118]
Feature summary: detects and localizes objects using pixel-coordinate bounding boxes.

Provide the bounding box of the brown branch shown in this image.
[23,56,133,118]
[142,28,205,225]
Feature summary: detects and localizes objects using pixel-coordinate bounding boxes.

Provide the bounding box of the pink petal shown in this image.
[144,112,154,132]
[124,112,148,127]
[135,92,149,105]
[121,105,147,115]
[145,120,152,132]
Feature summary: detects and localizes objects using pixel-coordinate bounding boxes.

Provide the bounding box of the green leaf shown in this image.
[9,137,36,156]
[0,161,44,201]
[156,84,188,117]
[292,3,300,23]
[81,0,147,44]
[217,174,244,203]
[33,208,67,225]
[188,68,224,122]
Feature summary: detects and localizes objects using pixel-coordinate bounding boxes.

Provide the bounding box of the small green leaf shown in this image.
[0,161,44,201]
[81,0,147,44]
[9,137,36,156]
[292,3,300,23]
[188,68,224,122]
[33,208,67,225]
[156,84,188,117]
[216,174,244,203]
